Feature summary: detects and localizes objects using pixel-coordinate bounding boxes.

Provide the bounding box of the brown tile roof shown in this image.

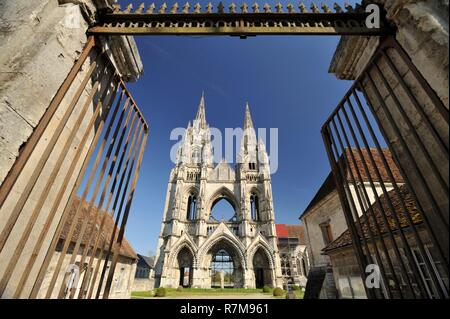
[276,224,306,245]
[59,197,137,260]
[300,148,403,219]
[322,185,422,253]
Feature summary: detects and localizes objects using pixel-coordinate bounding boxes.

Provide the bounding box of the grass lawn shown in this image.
[131,288,304,299]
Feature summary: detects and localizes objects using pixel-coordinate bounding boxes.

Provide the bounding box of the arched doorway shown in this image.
[211,249,234,288]
[177,247,194,288]
[253,248,273,288]
[205,239,245,288]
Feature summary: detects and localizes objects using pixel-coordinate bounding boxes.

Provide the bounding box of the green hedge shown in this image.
[155,287,167,297]
[292,285,301,291]
[273,287,285,297]
[177,286,184,292]
[262,285,273,293]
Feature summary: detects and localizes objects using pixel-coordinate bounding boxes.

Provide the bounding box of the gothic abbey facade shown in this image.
[154,95,283,289]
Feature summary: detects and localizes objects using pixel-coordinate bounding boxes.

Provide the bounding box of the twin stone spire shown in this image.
[192,92,254,131]
[178,93,266,167]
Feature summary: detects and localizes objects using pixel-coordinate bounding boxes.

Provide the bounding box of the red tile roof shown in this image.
[322,185,422,253]
[276,224,306,245]
[59,197,137,260]
[300,148,403,219]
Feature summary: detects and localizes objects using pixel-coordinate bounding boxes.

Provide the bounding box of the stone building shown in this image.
[300,148,403,298]
[154,95,283,289]
[38,197,137,299]
[323,185,449,299]
[276,224,309,288]
[131,254,155,292]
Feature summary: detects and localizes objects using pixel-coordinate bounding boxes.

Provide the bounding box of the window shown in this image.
[211,249,235,288]
[249,162,256,170]
[320,222,333,245]
[250,194,259,221]
[186,195,197,220]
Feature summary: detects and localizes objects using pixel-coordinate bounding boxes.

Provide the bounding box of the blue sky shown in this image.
[119,0,355,255]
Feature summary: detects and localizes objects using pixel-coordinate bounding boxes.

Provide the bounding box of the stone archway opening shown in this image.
[177,247,194,288]
[253,248,273,288]
[211,249,234,288]
[205,240,245,288]
[210,198,237,222]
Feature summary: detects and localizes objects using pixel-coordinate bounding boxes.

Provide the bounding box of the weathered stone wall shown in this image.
[302,191,347,268]
[37,251,136,299]
[327,249,367,299]
[132,277,155,292]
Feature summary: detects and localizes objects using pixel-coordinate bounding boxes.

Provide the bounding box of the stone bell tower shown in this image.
[154,94,282,289]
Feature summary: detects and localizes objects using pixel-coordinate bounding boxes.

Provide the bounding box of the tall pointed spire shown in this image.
[243,102,254,130]
[195,91,207,129]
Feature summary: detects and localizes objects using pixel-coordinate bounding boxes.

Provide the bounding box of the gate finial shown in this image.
[112,4,121,14]
[241,3,249,13]
[333,3,343,13]
[182,2,190,13]
[252,2,260,13]
[286,3,295,13]
[146,3,156,14]
[136,3,145,14]
[206,2,213,13]
[298,3,307,13]
[124,4,133,14]
[310,2,320,13]
[218,2,225,13]
[170,3,179,13]
[275,2,283,13]
[194,2,201,13]
[321,3,332,13]
[159,3,167,13]
[263,3,271,13]
[229,3,237,13]
[344,2,354,12]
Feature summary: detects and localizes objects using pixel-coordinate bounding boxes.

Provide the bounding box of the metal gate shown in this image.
[0,36,148,299]
[322,36,449,299]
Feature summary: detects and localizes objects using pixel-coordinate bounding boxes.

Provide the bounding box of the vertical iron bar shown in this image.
[321,127,377,299]
[75,101,138,298]
[0,56,101,254]
[99,124,144,298]
[348,90,431,298]
[0,37,96,209]
[329,118,392,298]
[381,51,448,155]
[363,73,447,299]
[96,120,144,298]
[29,78,120,300]
[0,67,114,296]
[14,80,120,299]
[339,104,416,297]
[371,62,448,197]
[103,130,148,299]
